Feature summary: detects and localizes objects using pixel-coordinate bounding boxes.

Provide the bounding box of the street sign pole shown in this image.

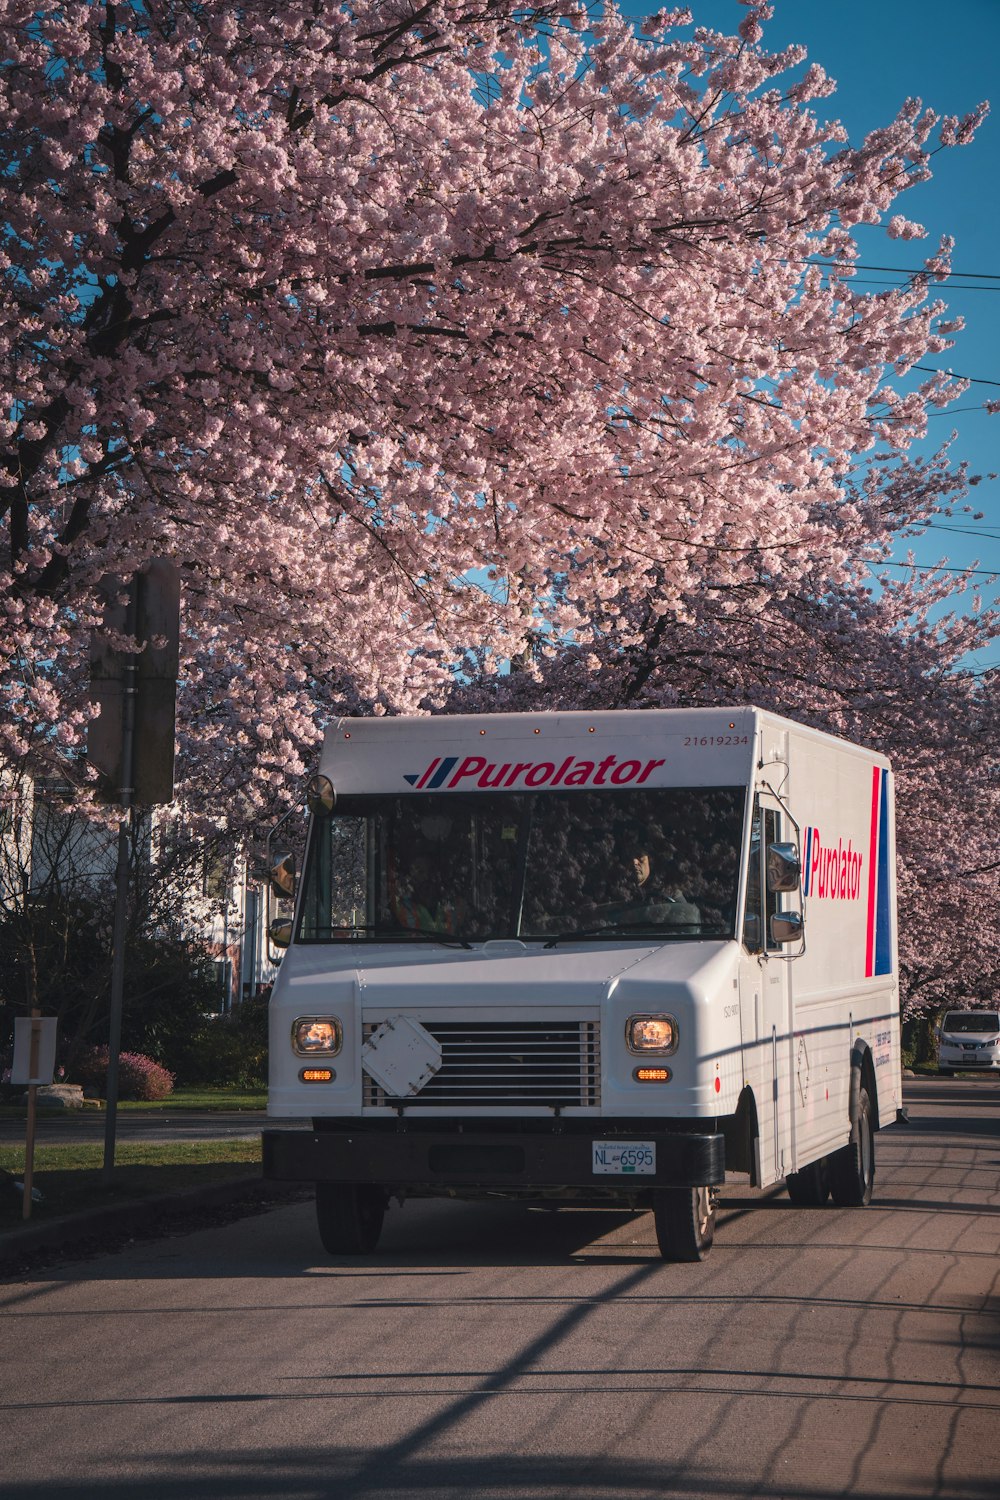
[11,1014,58,1220]
[22,1015,40,1221]
[89,561,180,1184]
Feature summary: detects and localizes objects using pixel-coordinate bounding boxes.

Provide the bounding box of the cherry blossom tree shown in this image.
[452,531,999,1013]
[0,0,989,858]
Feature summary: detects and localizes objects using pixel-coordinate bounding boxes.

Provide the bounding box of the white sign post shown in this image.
[11,1016,58,1221]
[12,1016,58,1085]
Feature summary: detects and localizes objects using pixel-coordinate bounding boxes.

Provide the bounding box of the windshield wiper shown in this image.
[392,926,473,950]
[542,920,705,949]
[319,924,472,949]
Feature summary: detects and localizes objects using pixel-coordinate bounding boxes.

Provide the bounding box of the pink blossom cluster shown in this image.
[452,534,999,1013]
[73,1045,175,1102]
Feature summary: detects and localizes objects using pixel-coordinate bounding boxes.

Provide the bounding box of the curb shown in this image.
[0,1173,306,1270]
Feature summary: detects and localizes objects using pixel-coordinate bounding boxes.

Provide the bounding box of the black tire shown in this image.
[828,1085,875,1207]
[653,1186,716,1262]
[786,1157,831,1206]
[938,1067,953,1077]
[315,1183,386,1254]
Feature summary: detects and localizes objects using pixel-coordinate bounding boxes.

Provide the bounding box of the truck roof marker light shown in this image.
[634,1067,671,1083]
[714,1076,722,1093]
[300,1068,335,1082]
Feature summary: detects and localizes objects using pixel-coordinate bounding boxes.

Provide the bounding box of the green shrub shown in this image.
[169,998,268,1089]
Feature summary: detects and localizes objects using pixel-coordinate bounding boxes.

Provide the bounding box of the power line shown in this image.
[806,258,1000,282]
[917,524,1000,540]
[924,406,999,416]
[878,562,999,577]
[912,365,1000,390]
[849,279,1000,293]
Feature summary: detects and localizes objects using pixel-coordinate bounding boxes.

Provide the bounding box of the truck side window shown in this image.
[743,805,762,951]
[763,808,781,951]
[743,801,782,953]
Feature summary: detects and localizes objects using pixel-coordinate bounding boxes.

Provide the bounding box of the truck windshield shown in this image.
[298,786,745,945]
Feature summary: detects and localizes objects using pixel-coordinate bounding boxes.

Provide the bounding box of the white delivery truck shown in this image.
[262,707,902,1262]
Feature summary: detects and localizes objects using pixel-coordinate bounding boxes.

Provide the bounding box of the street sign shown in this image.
[88,559,180,805]
[11,1016,58,1086]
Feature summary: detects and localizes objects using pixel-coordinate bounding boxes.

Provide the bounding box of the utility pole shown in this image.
[101,578,137,1186]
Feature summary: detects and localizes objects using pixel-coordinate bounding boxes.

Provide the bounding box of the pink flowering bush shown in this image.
[74,1046,175,1103]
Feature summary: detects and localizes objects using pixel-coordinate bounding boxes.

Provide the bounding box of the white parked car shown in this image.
[936,1010,1000,1075]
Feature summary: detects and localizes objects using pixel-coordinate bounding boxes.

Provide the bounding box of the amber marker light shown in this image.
[634,1066,671,1082]
[300,1067,335,1083]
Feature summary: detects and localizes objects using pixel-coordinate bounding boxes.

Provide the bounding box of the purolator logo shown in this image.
[402,752,666,791]
[804,827,863,901]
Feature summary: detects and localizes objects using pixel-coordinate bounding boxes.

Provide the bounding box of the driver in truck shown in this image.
[631,849,701,927]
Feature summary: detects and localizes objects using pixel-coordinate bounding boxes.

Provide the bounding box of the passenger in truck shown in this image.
[392,855,466,935]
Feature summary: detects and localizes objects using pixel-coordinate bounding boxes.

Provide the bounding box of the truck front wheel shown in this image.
[653,1186,716,1262]
[315,1183,386,1255]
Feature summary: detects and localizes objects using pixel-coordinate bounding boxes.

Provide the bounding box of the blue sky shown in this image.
[618,0,999,676]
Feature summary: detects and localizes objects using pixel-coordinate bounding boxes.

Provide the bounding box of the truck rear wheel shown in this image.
[315,1183,386,1254]
[653,1186,716,1262]
[786,1157,831,1206]
[828,1085,875,1207]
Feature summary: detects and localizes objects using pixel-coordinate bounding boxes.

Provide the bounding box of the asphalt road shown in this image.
[2,1077,998,1500]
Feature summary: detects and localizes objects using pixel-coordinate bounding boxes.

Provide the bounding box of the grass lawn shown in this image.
[119,1085,267,1111]
[0,1138,263,1230]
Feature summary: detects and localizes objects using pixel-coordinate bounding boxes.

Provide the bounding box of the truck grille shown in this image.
[362,1018,601,1109]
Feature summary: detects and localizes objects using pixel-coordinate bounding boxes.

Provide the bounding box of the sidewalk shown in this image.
[0,1107,278,1146]
[0,1171,311,1273]
[0,1111,309,1273]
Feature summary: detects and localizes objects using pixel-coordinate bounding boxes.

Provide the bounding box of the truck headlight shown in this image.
[626,1014,679,1055]
[291,1017,343,1056]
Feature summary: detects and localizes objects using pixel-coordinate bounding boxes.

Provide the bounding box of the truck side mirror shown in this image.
[269,852,297,899]
[767,843,801,893]
[269,917,293,950]
[306,774,335,815]
[771,910,803,945]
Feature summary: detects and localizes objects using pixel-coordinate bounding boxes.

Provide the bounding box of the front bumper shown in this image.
[262,1122,725,1197]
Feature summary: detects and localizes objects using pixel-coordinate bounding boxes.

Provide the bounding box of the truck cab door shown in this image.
[739,795,793,1188]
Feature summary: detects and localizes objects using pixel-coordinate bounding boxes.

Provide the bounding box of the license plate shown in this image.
[592,1141,656,1175]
